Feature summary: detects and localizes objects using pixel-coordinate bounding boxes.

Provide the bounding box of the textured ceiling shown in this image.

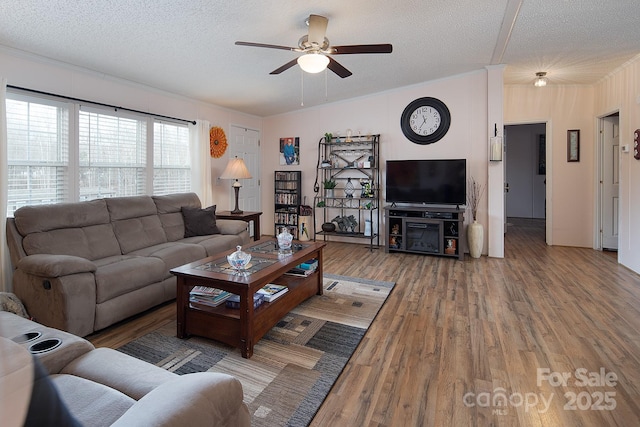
[0,0,638,117]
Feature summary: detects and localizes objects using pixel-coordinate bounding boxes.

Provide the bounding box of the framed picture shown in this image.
[567,130,580,162]
[279,137,299,165]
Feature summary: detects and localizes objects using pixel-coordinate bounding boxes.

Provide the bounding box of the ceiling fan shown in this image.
[235,14,392,78]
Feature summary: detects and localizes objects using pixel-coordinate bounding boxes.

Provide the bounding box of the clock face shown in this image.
[401,97,451,144]
[410,106,441,136]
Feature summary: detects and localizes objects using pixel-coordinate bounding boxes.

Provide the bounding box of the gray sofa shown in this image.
[6,193,250,337]
[0,311,250,427]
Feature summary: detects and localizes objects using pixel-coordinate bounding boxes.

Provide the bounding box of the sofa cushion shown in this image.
[61,348,177,400]
[94,256,167,304]
[129,242,206,273]
[153,193,201,242]
[14,199,109,234]
[182,205,220,237]
[21,224,121,260]
[183,234,245,256]
[105,195,158,221]
[24,356,82,427]
[112,215,168,254]
[153,192,201,214]
[111,373,250,427]
[51,374,135,427]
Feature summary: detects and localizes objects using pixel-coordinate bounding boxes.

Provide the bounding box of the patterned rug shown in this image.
[117,274,395,427]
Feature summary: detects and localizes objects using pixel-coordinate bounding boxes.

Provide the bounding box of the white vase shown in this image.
[467,221,483,259]
[299,216,311,241]
[364,219,372,237]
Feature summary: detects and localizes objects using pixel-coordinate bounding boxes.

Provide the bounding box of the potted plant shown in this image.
[466,177,485,258]
[323,179,337,198]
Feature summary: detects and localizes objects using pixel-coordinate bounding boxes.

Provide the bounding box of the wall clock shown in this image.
[400,97,451,144]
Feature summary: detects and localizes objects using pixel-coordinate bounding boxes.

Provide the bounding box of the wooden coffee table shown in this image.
[171,238,325,358]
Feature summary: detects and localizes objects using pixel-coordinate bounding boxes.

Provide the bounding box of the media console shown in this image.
[384,205,465,260]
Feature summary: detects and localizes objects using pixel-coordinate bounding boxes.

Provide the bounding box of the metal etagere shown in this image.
[313,134,380,250]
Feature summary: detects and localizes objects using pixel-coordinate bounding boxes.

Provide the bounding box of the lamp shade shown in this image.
[220,157,251,180]
[297,53,329,73]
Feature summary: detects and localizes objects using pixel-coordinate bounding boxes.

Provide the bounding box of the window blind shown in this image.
[78,108,147,200]
[153,121,191,195]
[5,98,69,216]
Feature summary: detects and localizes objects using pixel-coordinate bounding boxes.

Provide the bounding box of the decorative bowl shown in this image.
[277,227,293,252]
[227,245,251,271]
[322,222,336,232]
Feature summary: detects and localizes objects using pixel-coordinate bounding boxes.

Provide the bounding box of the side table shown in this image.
[216,210,262,241]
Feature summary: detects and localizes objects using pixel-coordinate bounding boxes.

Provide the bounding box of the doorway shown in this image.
[228,125,261,215]
[597,113,620,252]
[504,123,547,238]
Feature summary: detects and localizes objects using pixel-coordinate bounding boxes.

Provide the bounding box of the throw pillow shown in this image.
[182,205,220,237]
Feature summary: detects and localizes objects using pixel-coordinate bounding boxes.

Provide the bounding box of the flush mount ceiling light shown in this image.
[297,52,330,73]
[534,72,548,87]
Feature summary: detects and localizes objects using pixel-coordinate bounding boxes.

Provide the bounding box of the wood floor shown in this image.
[89,219,640,426]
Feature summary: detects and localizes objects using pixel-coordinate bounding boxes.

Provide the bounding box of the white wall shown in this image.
[263,70,491,253]
[505,85,595,247]
[0,47,263,210]
[595,56,640,273]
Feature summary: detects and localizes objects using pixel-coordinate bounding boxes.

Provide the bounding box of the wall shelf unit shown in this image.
[313,134,380,250]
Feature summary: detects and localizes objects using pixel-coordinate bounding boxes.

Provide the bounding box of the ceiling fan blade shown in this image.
[308,14,328,46]
[235,41,297,52]
[330,44,393,54]
[327,57,352,78]
[270,58,299,75]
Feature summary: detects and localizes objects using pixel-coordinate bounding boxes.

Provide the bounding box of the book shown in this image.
[284,267,313,277]
[225,293,264,309]
[298,259,318,271]
[189,286,232,307]
[257,284,288,302]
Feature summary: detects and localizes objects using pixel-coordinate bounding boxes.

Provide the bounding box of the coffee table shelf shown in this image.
[171,238,325,358]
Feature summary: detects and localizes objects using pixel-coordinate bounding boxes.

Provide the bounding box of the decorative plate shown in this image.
[210,126,228,158]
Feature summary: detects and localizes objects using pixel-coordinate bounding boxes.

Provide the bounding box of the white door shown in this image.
[601,116,619,250]
[228,125,261,214]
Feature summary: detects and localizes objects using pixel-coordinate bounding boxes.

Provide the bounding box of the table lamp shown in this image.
[220,156,252,214]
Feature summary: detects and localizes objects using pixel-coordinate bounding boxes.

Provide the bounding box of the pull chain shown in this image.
[325,68,328,101]
[300,69,304,107]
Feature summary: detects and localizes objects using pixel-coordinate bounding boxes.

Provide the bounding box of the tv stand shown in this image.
[384,205,465,260]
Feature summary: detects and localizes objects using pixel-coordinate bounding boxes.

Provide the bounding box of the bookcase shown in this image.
[274,171,301,239]
[384,205,465,260]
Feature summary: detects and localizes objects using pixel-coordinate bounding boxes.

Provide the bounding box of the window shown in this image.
[78,107,147,200]
[5,93,192,216]
[5,97,69,216]
[153,121,191,195]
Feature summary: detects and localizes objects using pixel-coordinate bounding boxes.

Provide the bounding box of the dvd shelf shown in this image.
[274,170,301,239]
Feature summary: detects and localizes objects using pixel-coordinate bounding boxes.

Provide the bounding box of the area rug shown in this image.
[117,274,395,427]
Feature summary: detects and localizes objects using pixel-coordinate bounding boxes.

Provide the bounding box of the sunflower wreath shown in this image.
[209,126,228,158]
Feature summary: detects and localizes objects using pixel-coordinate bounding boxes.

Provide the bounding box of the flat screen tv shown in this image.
[385,159,466,206]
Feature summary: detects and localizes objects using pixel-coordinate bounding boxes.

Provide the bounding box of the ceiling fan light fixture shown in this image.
[297,53,329,73]
[534,72,548,87]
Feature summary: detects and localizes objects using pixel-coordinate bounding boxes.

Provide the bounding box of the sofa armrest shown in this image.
[216,219,248,235]
[17,254,97,278]
[111,372,250,427]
